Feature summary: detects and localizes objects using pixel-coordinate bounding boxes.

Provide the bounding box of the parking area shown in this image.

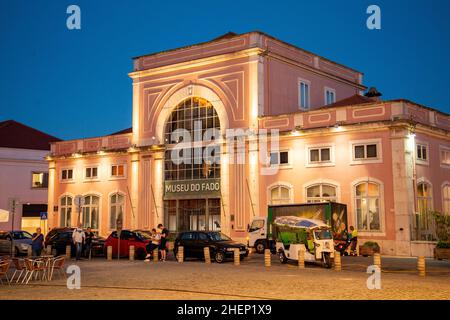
[1,252,450,300]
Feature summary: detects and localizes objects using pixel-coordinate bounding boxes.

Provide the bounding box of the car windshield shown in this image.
[12,231,32,240]
[135,231,152,240]
[207,232,231,242]
[314,229,333,240]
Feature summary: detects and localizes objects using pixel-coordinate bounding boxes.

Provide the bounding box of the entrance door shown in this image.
[179,199,206,231]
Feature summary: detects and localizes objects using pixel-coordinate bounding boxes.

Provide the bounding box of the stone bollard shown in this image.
[418,256,426,276]
[153,248,159,262]
[373,253,381,269]
[27,245,32,257]
[203,247,211,264]
[46,245,52,255]
[264,249,271,267]
[234,249,240,266]
[65,245,71,259]
[107,246,112,260]
[334,252,342,271]
[247,247,253,259]
[177,246,184,263]
[129,245,135,261]
[298,248,305,269]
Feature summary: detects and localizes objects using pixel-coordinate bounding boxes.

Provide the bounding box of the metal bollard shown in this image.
[418,256,426,276]
[129,245,135,261]
[234,249,240,266]
[177,246,184,263]
[334,252,342,271]
[107,246,112,260]
[46,245,52,255]
[298,249,305,269]
[27,246,32,257]
[373,253,381,269]
[153,248,159,262]
[264,249,271,267]
[203,247,211,264]
[66,245,71,259]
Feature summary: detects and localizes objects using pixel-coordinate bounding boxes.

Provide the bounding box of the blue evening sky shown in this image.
[1,0,449,140]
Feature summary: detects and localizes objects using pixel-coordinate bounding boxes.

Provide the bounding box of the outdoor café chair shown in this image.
[10,258,26,284]
[49,256,66,281]
[22,258,46,284]
[0,260,11,285]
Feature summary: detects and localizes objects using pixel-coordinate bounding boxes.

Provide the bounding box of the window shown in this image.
[443,185,450,215]
[111,164,125,177]
[61,169,73,181]
[270,185,291,205]
[110,193,124,230]
[32,172,48,188]
[324,88,336,105]
[82,195,100,230]
[309,147,331,163]
[416,144,428,163]
[298,80,310,110]
[85,167,98,179]
[440,148,450,166]
[60,196,73,227]
[414,182,435,241]
[351,140,381,163]
[306,184,337,203]
[355,182,381,232]
[270,151,289,166]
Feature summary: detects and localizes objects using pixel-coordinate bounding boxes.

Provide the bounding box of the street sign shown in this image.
[8,198,19,213]
[0,209,9,223]
[40,212,48,220]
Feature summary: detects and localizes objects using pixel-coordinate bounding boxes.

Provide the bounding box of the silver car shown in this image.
[0,230,33,255]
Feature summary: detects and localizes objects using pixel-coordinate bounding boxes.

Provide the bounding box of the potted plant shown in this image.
[359,241,380,257]
[432,211,450,260]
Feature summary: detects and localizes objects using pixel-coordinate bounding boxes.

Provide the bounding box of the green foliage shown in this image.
[436,241,450,249]
[432,211,450,242]
[361,241,380,250]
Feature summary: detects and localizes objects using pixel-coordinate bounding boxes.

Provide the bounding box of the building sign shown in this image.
[164,179,221,199]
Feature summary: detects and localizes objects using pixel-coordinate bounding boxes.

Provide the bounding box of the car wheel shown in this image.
[136,248,146,260]
[323,253,332,268]
[214,251,225,263]
[278,251,288,264]
[255,241,265,254]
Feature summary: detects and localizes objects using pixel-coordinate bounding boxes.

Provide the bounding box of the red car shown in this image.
[104,230,151,260]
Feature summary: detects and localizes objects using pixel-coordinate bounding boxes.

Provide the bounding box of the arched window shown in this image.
[60,196,72,227]
[82,195,99,230]
[164,97,221,181]
[270,185,291,205]
[110,193,124,230]
[443,185,450,215]
[355,182,381,231]
[306,184,337,203]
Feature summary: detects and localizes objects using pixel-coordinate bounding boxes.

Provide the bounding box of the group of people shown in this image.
[71,225,95,260]
[144,223,169,262]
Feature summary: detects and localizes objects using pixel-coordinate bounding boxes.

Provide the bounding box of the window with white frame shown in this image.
[353,143,379,160]
[32,172,48,188]
[355,181,381,231]
[324,88,336,105]
[85,167,98,179]
[414,182,435,241]
[111,164,125,177]
[269,185,291,205]
[443,185,450,215]
[416,144,428,162]
[309,147,332,164]
[440,148,450,166]
[306,184,337,203]
[60,196,72,227]
[270,151,289,166]
[82,195,100,230]
[298,80,310,110]
[61,168,73,181]
[110,193,124,230]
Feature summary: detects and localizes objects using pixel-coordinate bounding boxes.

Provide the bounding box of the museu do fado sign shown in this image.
[164,179,220,199]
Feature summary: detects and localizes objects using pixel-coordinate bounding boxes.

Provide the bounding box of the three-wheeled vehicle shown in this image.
[274,216,335,268]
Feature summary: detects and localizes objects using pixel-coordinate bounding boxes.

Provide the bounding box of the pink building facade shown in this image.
[46,32,450,257]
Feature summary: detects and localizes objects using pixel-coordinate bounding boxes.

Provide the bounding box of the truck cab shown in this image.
[247,217,270,254]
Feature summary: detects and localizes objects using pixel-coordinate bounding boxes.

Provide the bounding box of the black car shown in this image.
[173,231,248,263]
[45,227,105,257]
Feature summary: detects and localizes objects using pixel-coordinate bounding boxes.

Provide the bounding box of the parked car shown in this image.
[45,227,105,257]
[104,230,150,260]
[173,231,248,263]
[0,230,32,255]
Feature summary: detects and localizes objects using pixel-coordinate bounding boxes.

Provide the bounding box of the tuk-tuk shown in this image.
[274,216,334,268]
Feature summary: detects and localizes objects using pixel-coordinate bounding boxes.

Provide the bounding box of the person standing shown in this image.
[84,227,95,259]
[158,223,169,262]
[72,225,85,260]
[31,227,44,257]
[349,226,358,256]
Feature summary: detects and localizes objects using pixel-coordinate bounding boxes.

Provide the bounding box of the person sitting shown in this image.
[144,229,160,262]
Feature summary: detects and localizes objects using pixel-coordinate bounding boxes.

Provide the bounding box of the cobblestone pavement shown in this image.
[1,253,449,300]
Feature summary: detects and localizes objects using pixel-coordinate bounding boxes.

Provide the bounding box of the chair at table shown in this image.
[22,258,46,284]
[0,260,11,285]
[10,258,26,284]
[49,256,66,281]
